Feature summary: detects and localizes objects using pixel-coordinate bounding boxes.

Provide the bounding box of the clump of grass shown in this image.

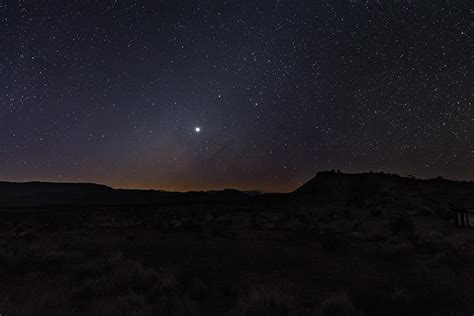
[1,273,73,316]
[350,282,468,316]
[72,253,196,315]
[376,242,415,262]
[412,231,451,254]
[319,230,349,254]
[73,253,158,301]
[320,292,356,316]
[436,245,472,270]
[228,285,293,316]
[388,215,415,236]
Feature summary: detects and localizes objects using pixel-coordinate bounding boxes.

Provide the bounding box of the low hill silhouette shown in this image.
[1,171,473,211]
[0,181,251,208]
[0,181,113,196]
[293,171,474,209]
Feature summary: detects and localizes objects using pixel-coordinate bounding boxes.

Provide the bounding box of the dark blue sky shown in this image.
[0,0,471,191]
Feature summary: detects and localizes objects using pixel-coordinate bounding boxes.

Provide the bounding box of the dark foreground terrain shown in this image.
[0,171,473,315]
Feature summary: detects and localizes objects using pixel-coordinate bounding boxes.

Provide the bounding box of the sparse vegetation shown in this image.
[228,286,294,316]
[320,293,356,316]
[0,172,473,314]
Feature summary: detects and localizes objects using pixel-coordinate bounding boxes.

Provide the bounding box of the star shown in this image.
[195,127,201,133]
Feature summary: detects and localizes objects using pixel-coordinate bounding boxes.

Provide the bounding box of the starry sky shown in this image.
[0,0,472,192]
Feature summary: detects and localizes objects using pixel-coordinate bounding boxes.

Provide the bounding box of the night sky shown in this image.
[0,1,472,192]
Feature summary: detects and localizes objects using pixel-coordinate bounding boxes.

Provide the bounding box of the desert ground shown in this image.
[0,172,473,315]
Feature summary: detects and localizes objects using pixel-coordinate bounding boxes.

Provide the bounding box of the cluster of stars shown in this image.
[0,1,471,191]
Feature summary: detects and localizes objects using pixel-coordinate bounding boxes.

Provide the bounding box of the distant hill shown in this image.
[0,181,113,196]
[1,172,473,209]
[0,182,250,208]
[293,171,474,209]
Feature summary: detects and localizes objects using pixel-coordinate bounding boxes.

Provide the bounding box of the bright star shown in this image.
[195,127,201,133]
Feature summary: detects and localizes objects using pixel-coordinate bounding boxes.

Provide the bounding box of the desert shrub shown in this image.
[1,273,73,316]
[369,207,383,217]
[376,242,415,262]
[436,245,472,270]
[413,231,450,254]
[88,293,196,316]
[289,225,320,241]
[228,285,293,316]
[126,233,137,241]
[364,227,390,242]
[150,296,196,316]
[81,292,196,316]
[177,267,216,299]
[351,221,362,232]
[317,207,343,223]
[73,261,105,282]
[320,293,356,316]
[1,253,70,275]
[73,254,159,301]
[71,254,199,315]
[89,294,149,316]
[388,215,415,235]
[413,206,432,216]
[187,278,209,300]
[319,231,348,253]
[147,273,181,298]
[358,286,413,315]
[433,207,454,219]
[350,283,466,316]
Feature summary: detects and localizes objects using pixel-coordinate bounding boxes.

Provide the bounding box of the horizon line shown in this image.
[2,170,473,194]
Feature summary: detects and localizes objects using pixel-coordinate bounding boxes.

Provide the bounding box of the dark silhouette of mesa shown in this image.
[0,171,473,315]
